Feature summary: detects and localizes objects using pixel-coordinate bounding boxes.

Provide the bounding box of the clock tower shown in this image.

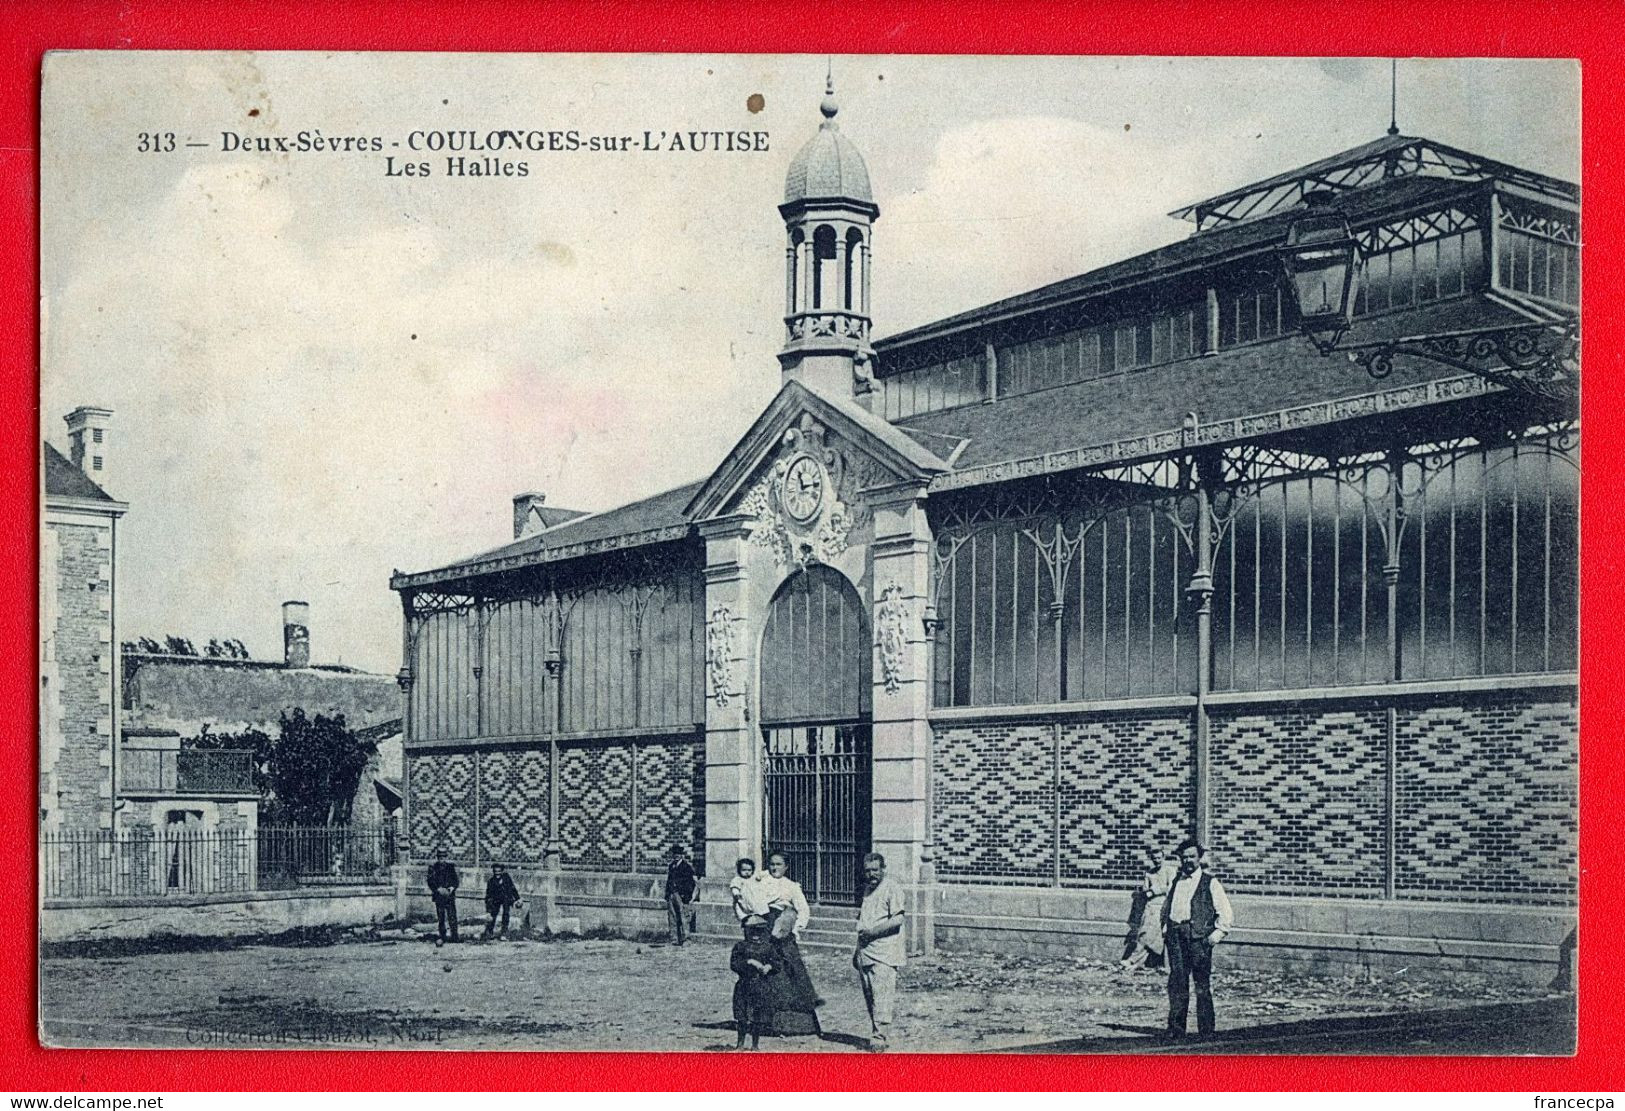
[778,75,880,405]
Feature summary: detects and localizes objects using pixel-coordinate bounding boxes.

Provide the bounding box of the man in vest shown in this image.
[1160,837,1234,1040]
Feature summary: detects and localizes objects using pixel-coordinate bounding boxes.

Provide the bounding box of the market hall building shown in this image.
[390,88,1578,980]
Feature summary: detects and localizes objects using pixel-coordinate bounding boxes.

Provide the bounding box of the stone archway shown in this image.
[758,564,872,905]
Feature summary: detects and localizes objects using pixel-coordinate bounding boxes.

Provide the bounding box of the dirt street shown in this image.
[39,929,1573,1054]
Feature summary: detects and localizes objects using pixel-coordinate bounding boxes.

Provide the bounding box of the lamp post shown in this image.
[1279,191,1578,404]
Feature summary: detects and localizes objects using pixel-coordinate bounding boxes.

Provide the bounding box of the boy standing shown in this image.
[483,862,520,939]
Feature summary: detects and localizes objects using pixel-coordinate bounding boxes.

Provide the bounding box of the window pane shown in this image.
[1438,233,1464,297]
[1390,245,1415,308]
[1081,331,1101,378]
[1414,238,1440,303]
[1463,228,1486,289]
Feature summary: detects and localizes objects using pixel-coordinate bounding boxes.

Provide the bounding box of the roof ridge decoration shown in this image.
[1170,134,1578,233]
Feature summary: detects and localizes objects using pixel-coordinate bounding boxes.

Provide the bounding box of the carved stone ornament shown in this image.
[707,605,736,707]
[737,413,883,571]
[875,583,910,694]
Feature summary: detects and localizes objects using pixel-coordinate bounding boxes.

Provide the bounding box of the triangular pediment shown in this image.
[686,379,949,524]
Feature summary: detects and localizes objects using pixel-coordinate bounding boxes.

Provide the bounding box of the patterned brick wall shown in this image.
[934,723,1056,882]
[1209,708,1388,895]
[631,737,705,874]
[558,743,634,871]
[408,734,704,872]
[1395,697,1576,903]
[408,751,475,861]
[476,749,550,864]
[1059,716,1193,885]
[934,715,1191,884]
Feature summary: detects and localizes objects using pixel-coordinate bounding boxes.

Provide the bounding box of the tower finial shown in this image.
[821,63,838,121]
[1387,58,1400,136]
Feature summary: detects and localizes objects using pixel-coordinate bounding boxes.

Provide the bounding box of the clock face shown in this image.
[781,455,825,523]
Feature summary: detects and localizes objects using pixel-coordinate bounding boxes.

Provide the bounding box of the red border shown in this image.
[5,0,1620,1092]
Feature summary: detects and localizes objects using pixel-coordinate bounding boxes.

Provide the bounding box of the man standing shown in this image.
[854,851,906,1052]
[426,846,460,947]
[664,844,698,946]
[482,861,520,940]
[1160,838,1234,1040]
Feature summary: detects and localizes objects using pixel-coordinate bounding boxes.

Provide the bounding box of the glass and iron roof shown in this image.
[1169,134,1577,233]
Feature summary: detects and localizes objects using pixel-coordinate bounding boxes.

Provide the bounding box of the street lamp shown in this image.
[1279,192,1578,403]
[1281,189,1361,356]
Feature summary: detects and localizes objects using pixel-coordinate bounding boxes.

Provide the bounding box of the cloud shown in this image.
[878,116,1205,331]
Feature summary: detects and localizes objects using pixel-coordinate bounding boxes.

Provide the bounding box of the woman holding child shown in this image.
[727,852,822,1038]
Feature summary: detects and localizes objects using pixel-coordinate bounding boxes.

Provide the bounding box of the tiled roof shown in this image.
[43,441,117,503]
[898,294,1538,476]
[398,480,704,585]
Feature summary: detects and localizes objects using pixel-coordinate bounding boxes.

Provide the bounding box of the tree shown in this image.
[184,710,376,825]
[265,709,377,826]
[187,723,274,795]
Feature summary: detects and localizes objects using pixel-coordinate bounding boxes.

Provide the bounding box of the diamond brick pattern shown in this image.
[558,743,634,871]
[933,723,1057,881]
[633,738,703,874]
[409,736,703,873]
[407,752,475,862]
[478,748,551,864]
[1058,717,1193,884]
[1395,698,1576,902]
[1210,709,1387,895]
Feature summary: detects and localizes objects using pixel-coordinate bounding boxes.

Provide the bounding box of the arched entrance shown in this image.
[759,564,872,905]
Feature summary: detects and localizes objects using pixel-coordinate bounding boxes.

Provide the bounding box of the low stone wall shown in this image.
[42,885,396,944]
[932,883,1574,985]
[400,867,674,937]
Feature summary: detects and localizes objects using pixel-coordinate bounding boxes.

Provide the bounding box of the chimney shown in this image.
[64,406,113,488]
[513,492,548,540]
[282,601,310,668]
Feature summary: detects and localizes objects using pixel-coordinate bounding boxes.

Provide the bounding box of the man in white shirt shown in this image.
[1160,838,1234,1040]
[854,851,906,1052]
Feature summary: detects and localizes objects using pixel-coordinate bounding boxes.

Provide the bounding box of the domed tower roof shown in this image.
[783,77,874,206]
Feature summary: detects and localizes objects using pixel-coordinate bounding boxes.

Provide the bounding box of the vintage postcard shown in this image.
[38,52,1579,1054]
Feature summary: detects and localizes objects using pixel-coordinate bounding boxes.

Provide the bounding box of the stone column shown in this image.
[834,236,850,311]
[699,514,761,880]
[868,481,936,953]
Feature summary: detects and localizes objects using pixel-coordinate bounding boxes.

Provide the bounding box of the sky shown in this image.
[39,54,1580,674]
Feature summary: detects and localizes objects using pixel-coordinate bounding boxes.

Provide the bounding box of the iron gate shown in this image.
[762,722,871,906]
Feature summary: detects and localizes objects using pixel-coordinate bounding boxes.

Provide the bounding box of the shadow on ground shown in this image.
[1000,995,1577,1055]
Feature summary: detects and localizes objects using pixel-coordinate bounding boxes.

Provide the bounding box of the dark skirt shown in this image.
[756,909,822,1036]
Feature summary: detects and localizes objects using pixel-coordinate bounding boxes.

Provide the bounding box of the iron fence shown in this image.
[41,824,398,900]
